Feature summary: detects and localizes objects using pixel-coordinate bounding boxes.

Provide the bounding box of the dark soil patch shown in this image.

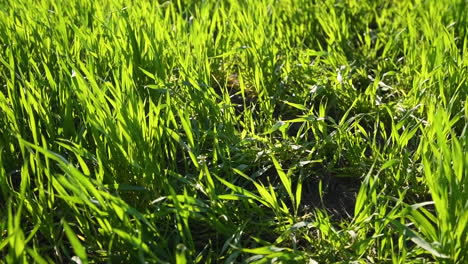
[301,176,361,221]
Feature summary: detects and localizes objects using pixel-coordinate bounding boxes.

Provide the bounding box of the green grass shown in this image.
[0,0,467,263]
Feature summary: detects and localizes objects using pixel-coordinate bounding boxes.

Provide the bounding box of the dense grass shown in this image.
[0,0,467,263]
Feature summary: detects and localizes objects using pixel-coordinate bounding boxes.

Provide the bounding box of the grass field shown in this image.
[0,0,467,263]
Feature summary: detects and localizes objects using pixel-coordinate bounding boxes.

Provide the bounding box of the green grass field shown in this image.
[0,0,467,263]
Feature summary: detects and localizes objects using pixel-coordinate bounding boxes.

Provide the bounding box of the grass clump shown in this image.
[0,0,467,263]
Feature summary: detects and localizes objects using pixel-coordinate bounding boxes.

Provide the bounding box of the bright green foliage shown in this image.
[0,0,467,263]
